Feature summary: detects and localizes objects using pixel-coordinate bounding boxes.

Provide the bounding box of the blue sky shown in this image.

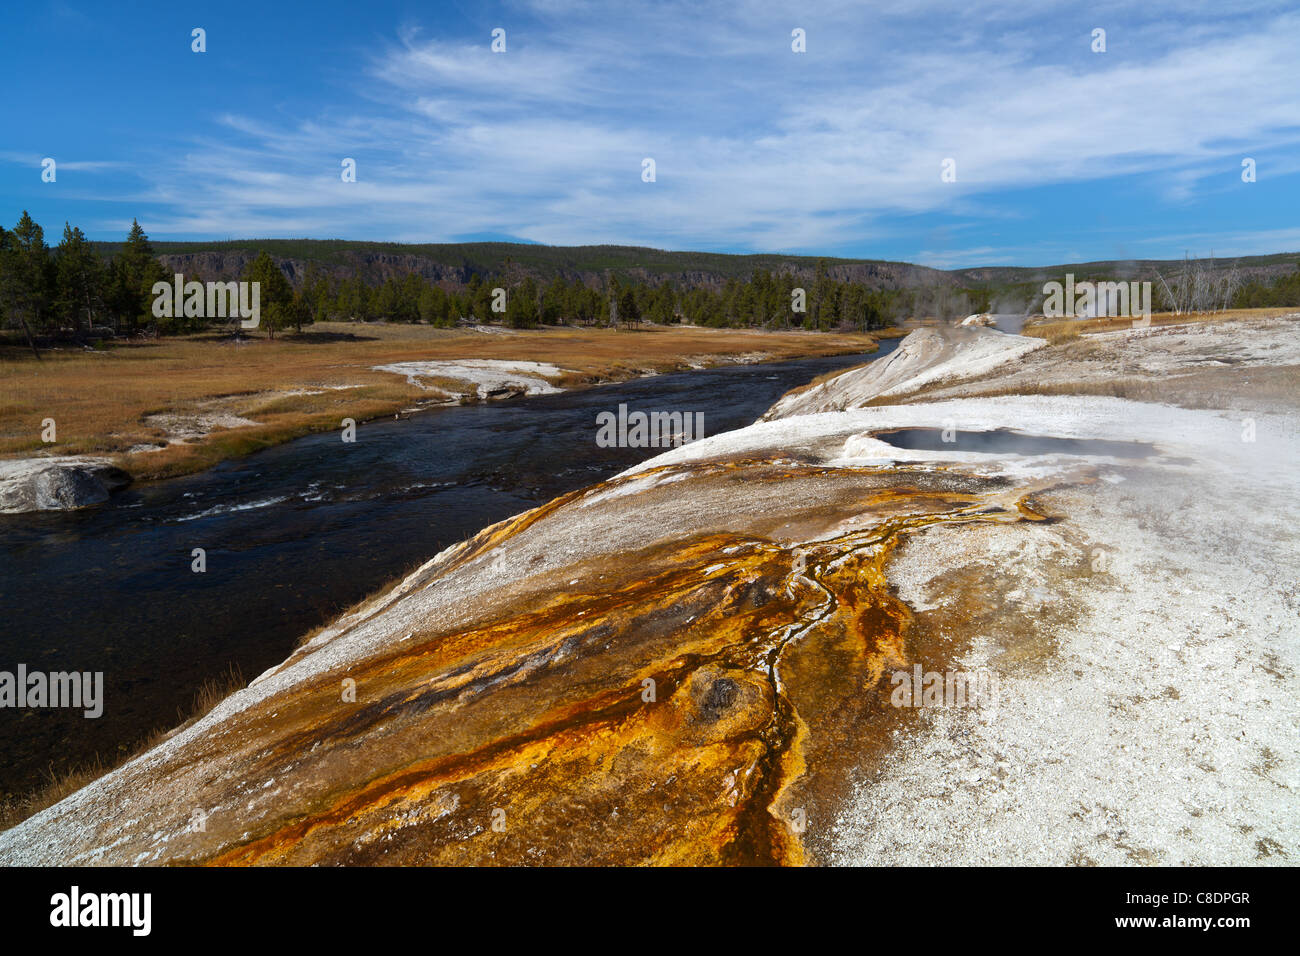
[2,0,1298,267]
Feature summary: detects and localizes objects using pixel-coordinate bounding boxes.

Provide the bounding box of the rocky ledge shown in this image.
[0,457,131,514]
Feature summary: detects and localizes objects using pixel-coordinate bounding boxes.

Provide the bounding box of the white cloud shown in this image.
[83,1,1300,259]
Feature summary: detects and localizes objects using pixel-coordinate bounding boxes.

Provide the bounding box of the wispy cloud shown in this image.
[14,0,1299,262]
[0,151,125,172]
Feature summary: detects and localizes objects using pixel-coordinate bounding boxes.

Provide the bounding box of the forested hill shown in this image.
[88,240,947,291]
[86,238,1300,292]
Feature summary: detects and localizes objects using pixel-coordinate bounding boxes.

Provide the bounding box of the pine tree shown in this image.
[374,277,401,320]
[247,251,293,339]
[288,289,313,334]
[650,280,675,324]
[300,263,327,327]
[471,276,495,323]
[617,286,641,328]
[55,223,104,334]
[541,277,567,325]
[0,211,53,357]
[398,273,424,322]
[506,277,539,328]
[109,219,166,335]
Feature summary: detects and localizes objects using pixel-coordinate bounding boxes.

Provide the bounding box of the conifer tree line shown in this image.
[0,211,908,341]
[3,210,1298,352]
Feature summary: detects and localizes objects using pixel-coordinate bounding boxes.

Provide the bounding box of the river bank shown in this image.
[0,322,882,500]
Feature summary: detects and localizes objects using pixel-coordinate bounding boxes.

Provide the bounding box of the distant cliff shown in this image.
[135,243,955,293]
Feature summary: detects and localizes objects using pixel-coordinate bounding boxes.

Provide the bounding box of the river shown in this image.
[0,341,898,795]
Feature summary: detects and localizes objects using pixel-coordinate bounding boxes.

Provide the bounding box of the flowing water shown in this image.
[0,342,898,795]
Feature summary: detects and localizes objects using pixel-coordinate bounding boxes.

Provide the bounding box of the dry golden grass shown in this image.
[0,663,246,833]
[1021,307,1293,344]
[0,323,877,479]
[191,663,247,720]
[1024,321,1084,346]
[0,759,111,834]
